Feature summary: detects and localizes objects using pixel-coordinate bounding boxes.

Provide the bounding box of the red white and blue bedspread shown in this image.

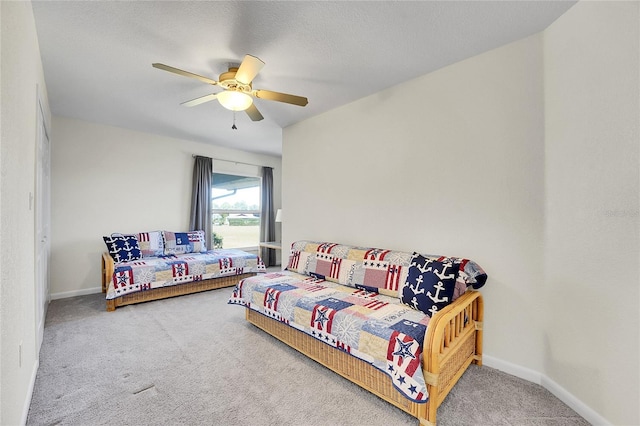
[229,271,431,402]
[107,249,263,300]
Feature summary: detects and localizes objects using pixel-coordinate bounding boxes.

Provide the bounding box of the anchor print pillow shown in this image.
[400,253,460,317]
[103,235,142,264]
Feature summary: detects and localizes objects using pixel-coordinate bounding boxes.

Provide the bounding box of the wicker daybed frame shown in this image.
[245,290,483,426]
[102,252,256,312]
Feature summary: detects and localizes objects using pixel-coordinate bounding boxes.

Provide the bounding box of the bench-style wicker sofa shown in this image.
[229,240,487,426]
[102,230,264,311]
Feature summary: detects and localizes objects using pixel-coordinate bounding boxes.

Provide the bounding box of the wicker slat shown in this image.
[102,252,114,293]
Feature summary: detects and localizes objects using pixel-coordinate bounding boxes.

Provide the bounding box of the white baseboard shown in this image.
[483,354,610,426]
[50,286,102,300]
[483,354,543,385]
[541,375,610,426]
[21,358,39,426]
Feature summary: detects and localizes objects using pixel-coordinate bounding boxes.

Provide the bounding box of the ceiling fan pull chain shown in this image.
[232,111,238,130]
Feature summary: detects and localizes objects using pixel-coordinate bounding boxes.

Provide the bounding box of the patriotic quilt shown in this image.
[229,271,434,403]
[107,249,265,300]
[287,240,487,298]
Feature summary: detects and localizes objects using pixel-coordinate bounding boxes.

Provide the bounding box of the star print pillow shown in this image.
[400,253,460,317]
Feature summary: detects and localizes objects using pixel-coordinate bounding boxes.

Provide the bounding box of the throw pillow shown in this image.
[186,230,207,253]
[103,235,142,263]
[163,230,207,255]
[135,231,165,257]
[400,254,460,317]
[112,231,164,258]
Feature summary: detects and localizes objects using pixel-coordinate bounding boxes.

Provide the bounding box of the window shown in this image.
[212,173,261,249]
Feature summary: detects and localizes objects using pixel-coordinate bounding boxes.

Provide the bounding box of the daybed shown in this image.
[229,240,487,426]
[102,230,264,311]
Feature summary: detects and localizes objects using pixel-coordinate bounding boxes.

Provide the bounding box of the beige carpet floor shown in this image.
[27,287,590,425]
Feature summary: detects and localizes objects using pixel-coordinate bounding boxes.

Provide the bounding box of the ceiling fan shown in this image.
[152,54,308,122]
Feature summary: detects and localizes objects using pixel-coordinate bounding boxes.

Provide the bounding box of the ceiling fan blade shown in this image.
[152,63,218,86]
[254,89,308,107]
[180,93,219,107]
[234,55,265,85]
[245,103,264,121]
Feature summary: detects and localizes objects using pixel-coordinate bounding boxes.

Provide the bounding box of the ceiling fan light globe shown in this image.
[217,91,253,111]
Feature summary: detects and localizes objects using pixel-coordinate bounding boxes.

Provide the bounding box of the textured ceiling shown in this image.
[31,1,576,157]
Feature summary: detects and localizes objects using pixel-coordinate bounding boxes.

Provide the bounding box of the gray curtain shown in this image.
[260,166,276,266]
[189,156,213,250]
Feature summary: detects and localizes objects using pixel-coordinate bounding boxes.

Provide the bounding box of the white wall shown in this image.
[0,1,51,424]
[544,2,639,424]
[283,2,639,423]
[50,116,281,297]
[284,33,546,371]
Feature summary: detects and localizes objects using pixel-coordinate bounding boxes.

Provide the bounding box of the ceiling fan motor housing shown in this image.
[219,67,252,93]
